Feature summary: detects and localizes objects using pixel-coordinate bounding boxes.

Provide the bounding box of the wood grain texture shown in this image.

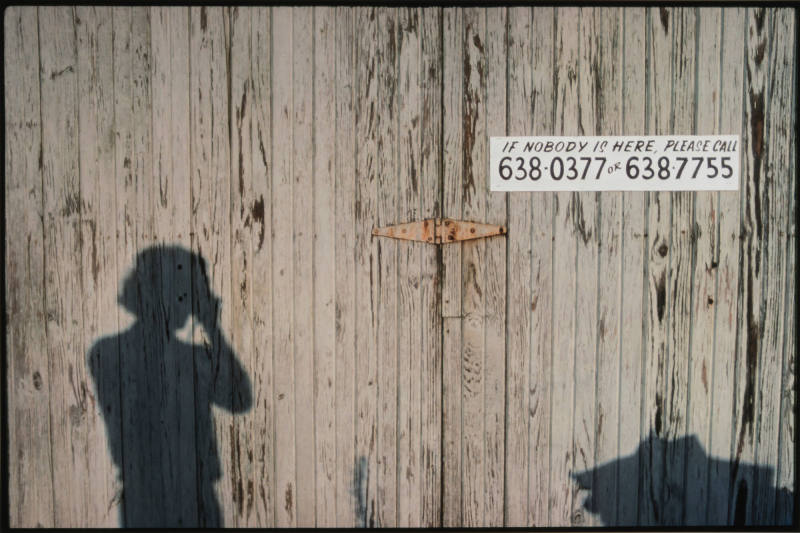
[110,7,156,527]
[228,6,267,527]
[507,7,558,526]
[459,8,487,526]
[353,7,380,528]
[588,8,623,529]
[441,8,463,526]
[641,7,674,526]
[526,7,556,526]
[291,8,316,527]
[707,7,745,526]
[5,6,55,527]
[150,8,198,527]
[617,7,647,527]
[228,6,254,526]
[752,9,794,525]
[39,7,89,526]
[333,6,357,528]
[550,7,579,526]
[775,14,796,520]
[189,7,234,526]
[248,8,275,527]
[5,7,796,529]
[732,7,770,526]
[374,9,399,528]
[312,7,337,527]
[270,7,297,527]
[776,130,795,523]
[418,9,443,526]
[395,7,422,527]
[570,7,603,526]
[663,8,696,526]
[685,8,721,525]
[504,7,534,526]
[76,7,121,527]
[483,9,507,527]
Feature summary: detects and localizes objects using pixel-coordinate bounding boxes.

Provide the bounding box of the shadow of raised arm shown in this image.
[193,277,252,414]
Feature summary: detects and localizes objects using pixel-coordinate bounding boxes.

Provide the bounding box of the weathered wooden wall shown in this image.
[4,6,795,527]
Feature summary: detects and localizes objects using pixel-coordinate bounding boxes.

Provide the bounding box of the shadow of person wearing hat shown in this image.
[88,245,252,527]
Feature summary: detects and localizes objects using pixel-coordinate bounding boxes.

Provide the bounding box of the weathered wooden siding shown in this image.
[4,6,796,527]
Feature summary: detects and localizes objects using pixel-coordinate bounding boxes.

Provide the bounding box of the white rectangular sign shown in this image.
[490,135,739,191]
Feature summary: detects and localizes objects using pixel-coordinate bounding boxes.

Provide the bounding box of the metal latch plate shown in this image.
[372,218,506,244]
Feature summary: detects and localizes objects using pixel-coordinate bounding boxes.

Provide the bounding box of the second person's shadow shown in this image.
[572,432,794,526]
[88,245,252,527]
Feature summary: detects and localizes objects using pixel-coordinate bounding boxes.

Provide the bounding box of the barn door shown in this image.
[6,5,796,530]
[432,6,796,529]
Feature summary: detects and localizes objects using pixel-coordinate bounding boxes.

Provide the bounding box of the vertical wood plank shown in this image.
[312,6,337,527]
[505,6,533,525]
[127,8,165,526]
[228,6,258,527]
[395,7,422,527]
[5,6,55,526]
[419,8,443,525]
[226,7,253,524]
[270,6,297,527]
[775,16,796,516]
[189,6,234,525]
[290,7,316,527]
[570,7,603,526]
[731,7,770,525]
[333,6,357,528]
[249,7,275,527]
[441,316,462,524]
[707,8,745,526]
[460,7,487,526]
[685,7,721,525]
[753,9,794,524]
[664,8,696,526]
[776,153,795,525]
[169,6,197,524]
[442,9,463,319]
[149,7,198,527]
[39,6,88,526]
[110,7,156,526]
[587,7,624,527]
[76,7,121,526]
[641,7,673,526]
[528,7,556,526]
[550,7,579,526]
[617,6,647,527]
[353,7,380,527]
[484,8,507,527]
[375,8,399,527]
[441,8,463,526]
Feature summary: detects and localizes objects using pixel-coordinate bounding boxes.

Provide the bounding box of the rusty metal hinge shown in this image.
[372,218,506,244]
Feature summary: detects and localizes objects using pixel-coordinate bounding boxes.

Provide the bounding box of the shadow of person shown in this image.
[571,432,795,527]
[87,245,252,527]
